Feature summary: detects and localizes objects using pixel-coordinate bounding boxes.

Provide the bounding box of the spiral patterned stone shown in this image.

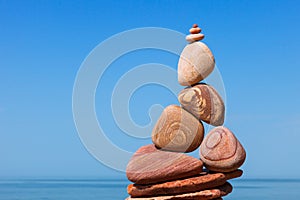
[152,105,204,153]
[200,126,246,172]
[178,84,225,126]
[126,144,203,185]
[178,42,215,86]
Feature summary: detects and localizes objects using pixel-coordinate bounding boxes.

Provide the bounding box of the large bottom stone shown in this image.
[128,170,242,197]
[126,182,232,200]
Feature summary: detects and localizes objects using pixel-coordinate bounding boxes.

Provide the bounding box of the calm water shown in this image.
[0,179,300,199]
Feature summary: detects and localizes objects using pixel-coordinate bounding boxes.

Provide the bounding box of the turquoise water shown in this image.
[0,179,300,199]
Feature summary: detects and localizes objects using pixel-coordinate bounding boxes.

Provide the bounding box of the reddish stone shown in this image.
[126,144,203,185]
[200,126,246,172]
[126,182,232,200]
[128,170,242,197]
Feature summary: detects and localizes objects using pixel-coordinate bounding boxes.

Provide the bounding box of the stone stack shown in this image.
[125,24,246,200]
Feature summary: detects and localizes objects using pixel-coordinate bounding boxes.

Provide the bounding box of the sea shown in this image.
[0,179,300,200]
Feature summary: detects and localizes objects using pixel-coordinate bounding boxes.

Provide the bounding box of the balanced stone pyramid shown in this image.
[125,24,246,200]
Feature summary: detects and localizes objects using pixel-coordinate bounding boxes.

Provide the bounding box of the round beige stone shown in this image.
[178,42,215,86]
[152,105,204,153]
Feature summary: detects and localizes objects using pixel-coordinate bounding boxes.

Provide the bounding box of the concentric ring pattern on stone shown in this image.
[178,84,225,126]
[200,126,246,172]
[152,105,204,152]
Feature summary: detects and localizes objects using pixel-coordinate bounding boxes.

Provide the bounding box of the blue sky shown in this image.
[1,0,300,179]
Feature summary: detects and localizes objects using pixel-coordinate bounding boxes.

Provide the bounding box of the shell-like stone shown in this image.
[178,84,225,126]
[178,42,215,86]
[200,126,246,172]
[152,105,204,153]
[126,144,203,185]
[186,33,205,42]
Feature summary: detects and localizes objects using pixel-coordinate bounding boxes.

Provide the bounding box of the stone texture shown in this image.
[126,144,203,185]
[178,42,215,86]
[200,126,246,172]
[186,33,205,42]
[152,105,204,153]
[223,169,243,180]
[126,182,232,200]
[178,84,225,126]
[128,170,242,197]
